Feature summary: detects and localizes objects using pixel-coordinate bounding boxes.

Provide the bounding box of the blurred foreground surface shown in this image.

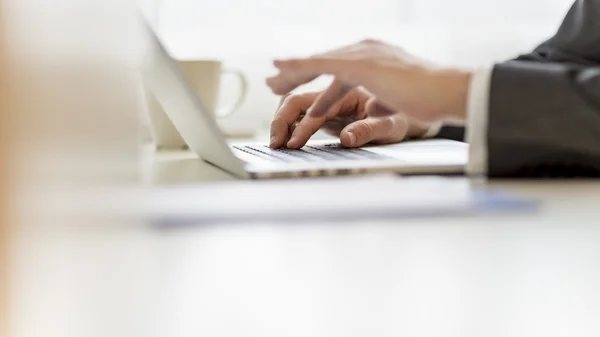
[3,1,156,336]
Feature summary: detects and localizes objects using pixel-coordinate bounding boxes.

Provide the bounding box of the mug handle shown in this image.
[216,68,248,118]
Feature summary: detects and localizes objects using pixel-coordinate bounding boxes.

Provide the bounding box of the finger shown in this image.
[274,57,358,74]
[364,96,397,117]
[286,97,346,149]
[286,114,328,149]
[267,58,365,95]
[270,93,316,148]
[339,115,408,148]
[307,78,355,118]
[266,72,319,96]
[286,86,357,149]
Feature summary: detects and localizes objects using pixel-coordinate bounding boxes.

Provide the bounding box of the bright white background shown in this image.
[141,0,574,134]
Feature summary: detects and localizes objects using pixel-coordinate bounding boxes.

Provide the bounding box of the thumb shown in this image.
[339,115,408,148]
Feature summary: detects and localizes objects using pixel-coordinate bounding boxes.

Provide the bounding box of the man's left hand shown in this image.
[266,39,472,124]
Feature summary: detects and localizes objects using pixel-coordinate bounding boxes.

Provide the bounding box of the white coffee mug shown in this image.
[146,59,248,149]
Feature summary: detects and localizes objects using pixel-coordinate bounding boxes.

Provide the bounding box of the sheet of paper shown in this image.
[151,174,538,226]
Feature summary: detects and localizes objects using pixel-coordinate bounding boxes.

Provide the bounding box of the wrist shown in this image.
[407,116,435,138]
[432,68,472,122]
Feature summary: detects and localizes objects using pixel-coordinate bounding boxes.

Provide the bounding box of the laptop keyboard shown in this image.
[233,144,392,163]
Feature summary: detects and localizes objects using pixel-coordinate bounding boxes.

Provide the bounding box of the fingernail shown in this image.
[347,131,356,146]
[269,136,277,147]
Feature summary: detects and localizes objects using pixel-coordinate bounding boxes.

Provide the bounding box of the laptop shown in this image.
[141,25,469,179]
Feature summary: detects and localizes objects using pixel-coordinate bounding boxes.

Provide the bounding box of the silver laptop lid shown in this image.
[140,23,248,178]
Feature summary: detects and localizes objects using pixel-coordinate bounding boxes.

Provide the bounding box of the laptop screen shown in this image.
[140,22,247,177]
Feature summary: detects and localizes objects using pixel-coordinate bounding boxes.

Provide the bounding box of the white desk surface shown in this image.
[11,147,600,337]
[147,149,600,337]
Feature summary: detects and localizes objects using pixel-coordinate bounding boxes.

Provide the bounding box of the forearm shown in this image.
[488,62,600,177]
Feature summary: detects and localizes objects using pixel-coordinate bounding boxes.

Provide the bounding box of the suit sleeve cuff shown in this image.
[465,66,494,175]
[421,121,444,138]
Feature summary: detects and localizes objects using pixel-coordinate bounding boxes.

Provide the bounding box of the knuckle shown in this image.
[276,94,308,118]
[284,92,312,107]
[271,117,287,127]
[387,115,408,138]
[270,119,283,131]
[356,120,375,138]
[370,117,397,139]
[278,93,292,106]
[282,93,301,105]
[361,38,380,45]
[380,117,396,138]
[382,116,397,131]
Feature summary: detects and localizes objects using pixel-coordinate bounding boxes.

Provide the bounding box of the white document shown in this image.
[151,174,537,225]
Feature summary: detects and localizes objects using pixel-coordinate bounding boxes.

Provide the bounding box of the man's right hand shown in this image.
[270,88,434,149]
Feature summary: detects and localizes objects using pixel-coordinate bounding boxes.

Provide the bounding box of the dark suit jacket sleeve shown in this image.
[438,0,600,177]
[488,0,600,177]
